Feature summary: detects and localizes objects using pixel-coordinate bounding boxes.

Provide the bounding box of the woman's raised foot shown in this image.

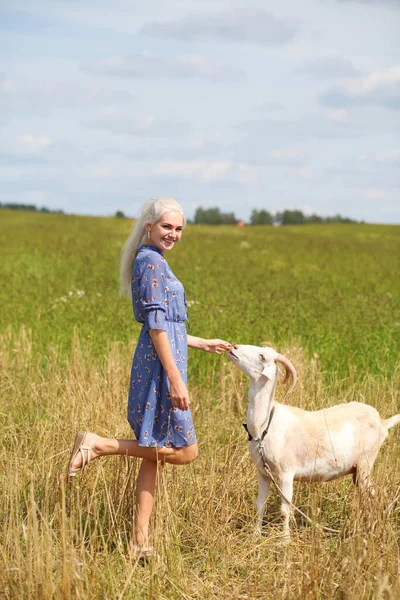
[67,431,100,483]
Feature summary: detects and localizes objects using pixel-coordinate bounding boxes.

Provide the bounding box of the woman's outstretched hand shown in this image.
[203,339,232,354]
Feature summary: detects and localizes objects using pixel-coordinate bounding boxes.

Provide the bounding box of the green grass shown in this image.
[1,210,399,382]
[1,209,400,599]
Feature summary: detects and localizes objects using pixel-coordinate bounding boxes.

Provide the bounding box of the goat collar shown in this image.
[243,406,275,442]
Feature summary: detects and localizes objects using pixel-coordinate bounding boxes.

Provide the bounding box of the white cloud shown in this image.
[85,110,190,138]
[1,80,13,92]
[82,52,241,82]
[337,0,400,6]
[17,134,52,152]
[257,101,285,112]
[269,147,307,161]
[375,149,400,162]
[321,66,400,110]
[236,164,261,185]
[86,166,111,179]
[342,66,400,96]
[352,188,385,199]
[239,113,366,147]
[153,160,232,182]
[152,159,262,184]
[324,109,348,121]
[140,8,299,45]
[296,57,358,78]
[0,78,132,114]
[188,136,207,149]
[0,164,63,182]
[296,166,313,180]
[360,149,400,163]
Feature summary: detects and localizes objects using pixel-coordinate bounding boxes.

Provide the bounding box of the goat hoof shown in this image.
[279,532,291,546]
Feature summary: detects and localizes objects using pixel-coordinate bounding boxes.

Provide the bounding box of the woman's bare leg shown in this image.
[69,432,198,473]
[133,458,158,548]
[68,433,198,550]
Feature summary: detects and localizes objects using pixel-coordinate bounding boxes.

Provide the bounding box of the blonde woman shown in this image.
[67,197,231,558]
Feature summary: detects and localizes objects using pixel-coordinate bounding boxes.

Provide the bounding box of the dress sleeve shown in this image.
[139,253,168,331]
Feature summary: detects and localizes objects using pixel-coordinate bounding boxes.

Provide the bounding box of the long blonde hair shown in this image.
[119,197,186,298]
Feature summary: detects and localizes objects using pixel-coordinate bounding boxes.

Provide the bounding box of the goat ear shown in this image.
[277,366,284,376]
[260,363,276,380]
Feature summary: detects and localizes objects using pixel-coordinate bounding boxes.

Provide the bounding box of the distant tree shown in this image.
[115,210,126,218]
[194,207,204,223]
[1,203,38,212]
[221,212,237,225]
[279,210,306,225]
[204,207,223,224]
[192,205,359,226]
[0,203,65,214]
[306,213,323,224]
[325,214,357,224]
[250,209,273,225]
[194,206,237,225]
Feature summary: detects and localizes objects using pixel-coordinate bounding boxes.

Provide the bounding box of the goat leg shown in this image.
[255,473,271,535]
[279,473,295,541]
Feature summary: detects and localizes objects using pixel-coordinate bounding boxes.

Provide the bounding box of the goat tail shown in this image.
[383,414,400,430]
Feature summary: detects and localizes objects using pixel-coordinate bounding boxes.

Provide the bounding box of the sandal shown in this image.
[66,431,98,483]
[129,544,155,562]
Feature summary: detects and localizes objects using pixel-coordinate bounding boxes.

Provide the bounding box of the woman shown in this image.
[67,197,231,558]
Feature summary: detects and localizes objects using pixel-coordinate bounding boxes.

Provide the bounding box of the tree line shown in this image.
[194,207,360,225]
[0,203,64,214]
[1,203,360,225]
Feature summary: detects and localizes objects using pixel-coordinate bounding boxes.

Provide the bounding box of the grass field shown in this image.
[1,210,399,599]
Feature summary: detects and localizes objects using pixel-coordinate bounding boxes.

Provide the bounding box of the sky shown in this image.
[0,0,399,223]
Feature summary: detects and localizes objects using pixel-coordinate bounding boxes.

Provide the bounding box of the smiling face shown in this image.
[146,211,184,253]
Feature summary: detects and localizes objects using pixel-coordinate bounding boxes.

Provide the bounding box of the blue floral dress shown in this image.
[127,244,197,448]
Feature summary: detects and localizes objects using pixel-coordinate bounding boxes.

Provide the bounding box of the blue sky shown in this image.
[1,0,399,222]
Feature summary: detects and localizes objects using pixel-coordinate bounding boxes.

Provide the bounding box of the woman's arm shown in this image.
[187,335,231,354]
[150,329,190,411]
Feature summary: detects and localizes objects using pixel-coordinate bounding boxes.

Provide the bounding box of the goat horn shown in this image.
[275,354,297,393]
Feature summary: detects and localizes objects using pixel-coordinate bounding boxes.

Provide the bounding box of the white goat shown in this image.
[228,344,400,539]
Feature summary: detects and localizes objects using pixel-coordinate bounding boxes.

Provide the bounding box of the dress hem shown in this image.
[135,438,198,449]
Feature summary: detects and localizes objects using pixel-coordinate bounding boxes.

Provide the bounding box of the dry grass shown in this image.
[1,328,399,599]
